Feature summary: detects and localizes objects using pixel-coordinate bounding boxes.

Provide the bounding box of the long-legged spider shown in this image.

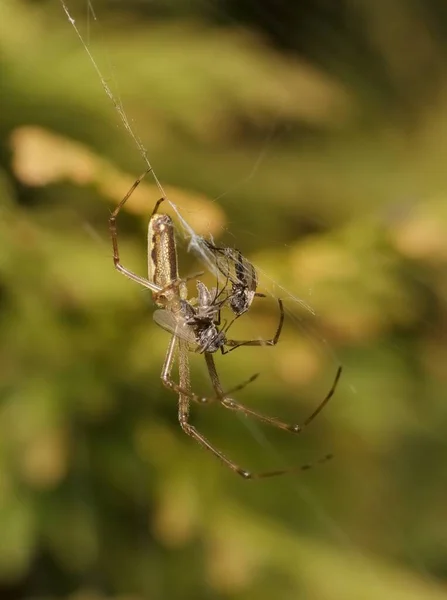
[109,170,342,479]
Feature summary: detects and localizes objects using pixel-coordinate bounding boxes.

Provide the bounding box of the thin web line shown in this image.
[58,0,316,317]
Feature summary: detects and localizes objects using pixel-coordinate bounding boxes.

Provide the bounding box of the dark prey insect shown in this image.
[203,240,261,318]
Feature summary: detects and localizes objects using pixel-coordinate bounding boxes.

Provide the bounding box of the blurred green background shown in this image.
[1,0,447,598]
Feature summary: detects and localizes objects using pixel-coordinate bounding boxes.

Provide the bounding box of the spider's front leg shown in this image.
[222,298,285,354]
[109,169,164,293]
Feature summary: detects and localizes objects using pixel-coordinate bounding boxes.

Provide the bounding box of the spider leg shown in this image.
[205,355,342,434]
[204,352,339,477]
[160,335,339,479]
[176,339,330,479]
[161,345,259,405]
[150,196,166,218]
[109,168,162,293]
[299,366,343,428]
[176,338,252,477]
[222,298,285,354]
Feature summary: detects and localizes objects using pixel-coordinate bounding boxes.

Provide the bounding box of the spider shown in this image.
[109,169,342,479]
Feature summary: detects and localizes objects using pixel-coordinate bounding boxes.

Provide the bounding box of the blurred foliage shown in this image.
[1,0,447,598]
